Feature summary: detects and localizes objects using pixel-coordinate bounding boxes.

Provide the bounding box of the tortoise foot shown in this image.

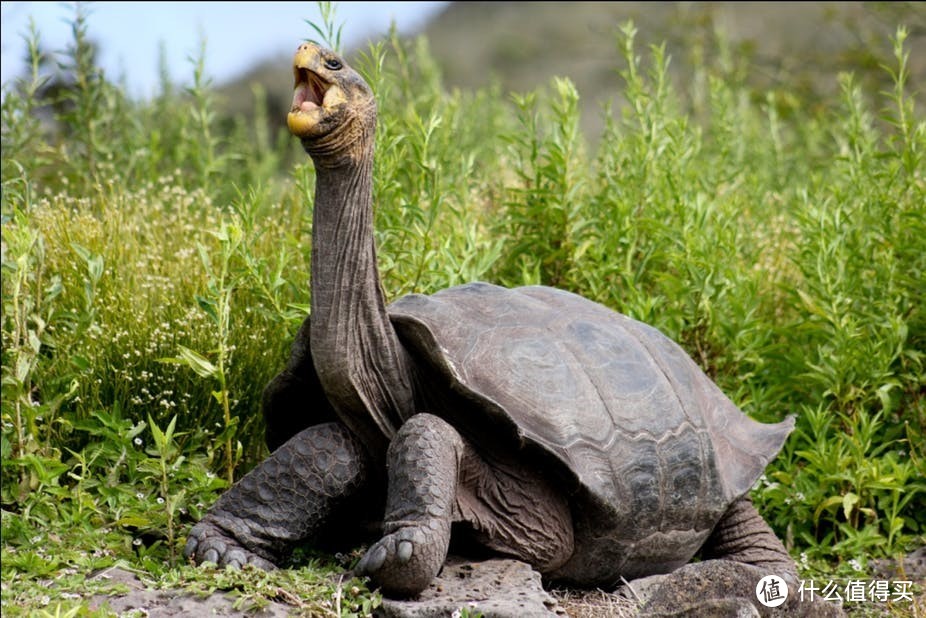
[183,518,278,571]
[356,518,449,598]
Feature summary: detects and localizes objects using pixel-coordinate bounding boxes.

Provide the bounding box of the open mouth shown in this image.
[287,45,348,137]
[291,67,328,113]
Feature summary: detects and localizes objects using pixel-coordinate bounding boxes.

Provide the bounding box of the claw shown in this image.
[249,555,277,571]
[397,540,413,563]
[183,538,198,559]
[184,519,280,571]
[355,525,447,597]
[360,544,388,573]
[225,548,247,568]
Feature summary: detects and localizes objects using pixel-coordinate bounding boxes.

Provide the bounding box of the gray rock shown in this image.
[88,567,293,617]
[641,597,760,618]
[640,561,846,618]
[93,590,294,617]
[376,557,565,618]
[618,573,669,605]
[870,545,926,581]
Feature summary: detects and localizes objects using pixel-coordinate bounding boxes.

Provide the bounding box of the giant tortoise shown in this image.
[184,42,799,610]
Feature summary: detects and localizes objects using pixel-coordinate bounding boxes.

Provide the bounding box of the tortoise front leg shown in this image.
[356,413,575,597]
[184,422,369,569]
[356,413,461,597]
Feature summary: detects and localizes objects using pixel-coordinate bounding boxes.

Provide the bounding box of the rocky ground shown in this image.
[87,549,925,618]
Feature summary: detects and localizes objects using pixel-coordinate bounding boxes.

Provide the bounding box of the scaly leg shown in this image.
[699,495,797,582]
[356,413,574,597]
[184,422,369,569]
[638,496,831,617]
[355,414,460,597]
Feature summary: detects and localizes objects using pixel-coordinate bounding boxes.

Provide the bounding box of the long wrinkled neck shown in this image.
[308,129,413,457]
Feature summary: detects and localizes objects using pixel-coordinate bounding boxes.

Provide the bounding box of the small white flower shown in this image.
[157,497,165,505]
[134,437,143,446]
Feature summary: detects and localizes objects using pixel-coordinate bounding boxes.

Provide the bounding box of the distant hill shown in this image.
[420,2,924,136]
[219,2,925,139]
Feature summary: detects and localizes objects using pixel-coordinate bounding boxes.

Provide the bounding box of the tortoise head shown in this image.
[287,43,376,163]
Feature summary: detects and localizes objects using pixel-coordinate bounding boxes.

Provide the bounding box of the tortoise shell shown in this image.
[389,282,793,582]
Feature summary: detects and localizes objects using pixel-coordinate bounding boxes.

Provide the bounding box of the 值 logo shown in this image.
[756,574,789,608]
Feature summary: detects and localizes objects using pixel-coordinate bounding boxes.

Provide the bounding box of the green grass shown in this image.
[2,5,924,616]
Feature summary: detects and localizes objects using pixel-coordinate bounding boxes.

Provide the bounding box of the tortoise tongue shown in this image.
[292,83,320,112]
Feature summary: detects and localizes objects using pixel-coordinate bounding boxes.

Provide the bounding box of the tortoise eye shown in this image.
[324,58,342,71]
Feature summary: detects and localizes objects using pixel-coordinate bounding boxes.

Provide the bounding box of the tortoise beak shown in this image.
[287,44,346,137]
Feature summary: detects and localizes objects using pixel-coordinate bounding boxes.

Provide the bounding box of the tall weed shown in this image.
[360,29,506,297]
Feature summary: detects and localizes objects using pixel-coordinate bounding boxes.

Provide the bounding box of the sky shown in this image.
[0,1,449,98]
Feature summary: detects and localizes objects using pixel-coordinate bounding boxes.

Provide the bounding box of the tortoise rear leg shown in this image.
[699,495,797,582]
[640,496,803,616]
[184,422,369,569]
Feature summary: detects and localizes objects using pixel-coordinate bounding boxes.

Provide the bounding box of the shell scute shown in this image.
[389,282,792,526]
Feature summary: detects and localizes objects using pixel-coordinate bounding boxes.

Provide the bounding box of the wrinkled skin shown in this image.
[184,42,809,616]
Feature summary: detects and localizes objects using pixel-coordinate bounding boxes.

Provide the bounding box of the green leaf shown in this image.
[195,294,220,325]
[842,492,860,520]
[70,354,91,371]
[159,346,217,378]
[87,253,104,282]
[70,242,91,262]
[116,516,152,528]
[814,495,844,524]
[166,415,178,440]
[27,330,41,354]
[148,414,166,450]
[15,355,32,383]
[127,419,148,441]
[214,416,239,443]
[71,242,104,282]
